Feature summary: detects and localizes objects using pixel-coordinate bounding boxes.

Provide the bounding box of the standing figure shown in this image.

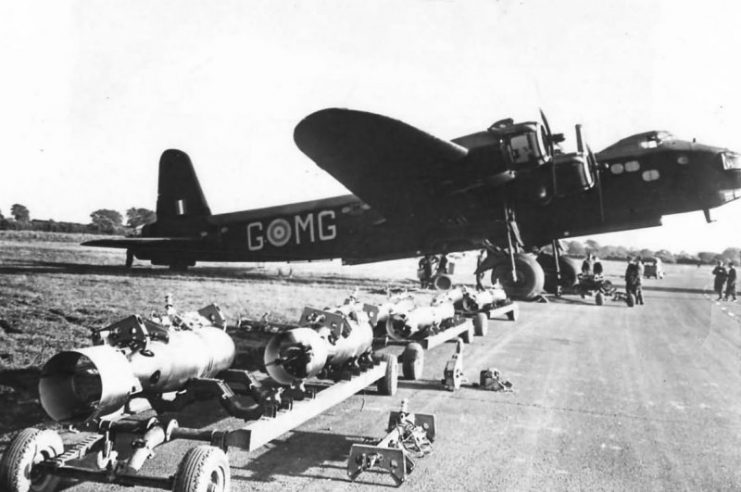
[581,253,593,275]
[475,249,487,291]
[624,257,644,306]
[592,255,604,277]
[418,255,432,289]
[438,253,449,276]
[725,262,737,301]
[712,260,728,300]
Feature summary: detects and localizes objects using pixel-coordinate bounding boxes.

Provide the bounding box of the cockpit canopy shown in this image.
[599,130,676,155]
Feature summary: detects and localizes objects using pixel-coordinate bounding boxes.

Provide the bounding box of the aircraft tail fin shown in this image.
[156,149,212,220]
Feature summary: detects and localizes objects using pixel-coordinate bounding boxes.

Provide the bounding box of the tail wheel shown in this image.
[173,445,230,492]
[491,254,545,301]
[0,428,63,492]
[595,292,604,306]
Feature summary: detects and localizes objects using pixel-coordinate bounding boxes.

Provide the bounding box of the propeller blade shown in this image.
[539,108,554,157]
[587,145,605,223]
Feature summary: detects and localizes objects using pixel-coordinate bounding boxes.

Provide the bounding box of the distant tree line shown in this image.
[0,204,156,235]
[563,239,741,266]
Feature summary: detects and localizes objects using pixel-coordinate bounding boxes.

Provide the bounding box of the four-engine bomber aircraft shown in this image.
[84,109,741,299]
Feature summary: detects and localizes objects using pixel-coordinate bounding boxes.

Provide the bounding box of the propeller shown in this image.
[587,145,605,222]
[539,109,554,158]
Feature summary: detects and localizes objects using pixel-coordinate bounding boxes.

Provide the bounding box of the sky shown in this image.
[0,0,740,253]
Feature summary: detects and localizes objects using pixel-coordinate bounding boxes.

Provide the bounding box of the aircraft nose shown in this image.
[715,151,741,196]
[718,151,741,172]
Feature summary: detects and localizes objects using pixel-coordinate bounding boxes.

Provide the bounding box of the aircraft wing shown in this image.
[82,237,202,249]
[294,108,471,223]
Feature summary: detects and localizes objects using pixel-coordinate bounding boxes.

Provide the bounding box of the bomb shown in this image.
[39,304,234,422]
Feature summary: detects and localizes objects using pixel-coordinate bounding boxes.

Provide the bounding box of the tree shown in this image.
[566,241,585,257]
[720,247,740,264]
[90,209,123,234]
[126,207,156,228]
[698,251,720,265]
[585,239,600,254]
[11,204,29,222]
[0,208,3,219]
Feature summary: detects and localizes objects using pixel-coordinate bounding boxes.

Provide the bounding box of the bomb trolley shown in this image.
[380,288,518,382]
[0,305,399,492]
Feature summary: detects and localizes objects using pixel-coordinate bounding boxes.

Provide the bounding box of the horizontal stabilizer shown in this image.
[82,237,202,249]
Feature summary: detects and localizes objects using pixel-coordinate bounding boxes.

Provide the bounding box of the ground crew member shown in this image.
[475,249,487,291]
[438,253,449,275]
[418,255,431,288]
[418,254,438,289]
[725,262,737,301]
[624,257,644,306]
[712,260,728,300]
[636,256,645,279]
[581,253,593,275]
[593,256,604,276]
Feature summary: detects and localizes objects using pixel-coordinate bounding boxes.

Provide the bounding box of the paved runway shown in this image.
[65,264,741,491]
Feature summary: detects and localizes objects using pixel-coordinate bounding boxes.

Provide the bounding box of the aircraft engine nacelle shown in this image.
[385,302,456,341]
[488,119,550,169]
[263,306,374,384]
[39,308,235,422]
[552,153,595,197]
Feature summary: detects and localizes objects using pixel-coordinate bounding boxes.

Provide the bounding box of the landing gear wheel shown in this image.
[173,445,230,492]
[491,254,545,301]
[537,254,580,294]
[595,292,604,306]
[376,353,398,396]
[401,343,424,380]
[473,312,488,336]
[125,249,134,268]
[460,325,474,344]
[0,428,63,492]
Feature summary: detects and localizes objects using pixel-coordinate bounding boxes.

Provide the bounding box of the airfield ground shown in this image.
[1,234,740,491]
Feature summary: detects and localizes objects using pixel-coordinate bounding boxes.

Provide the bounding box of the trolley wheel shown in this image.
[460,324,474,344]
[626,293,636,307]
[173,445,230,492]
[473,312,488,336]
[595,292,604,306]
[402,343,424,381]
[376,353,399,396]
[0,428,63,492]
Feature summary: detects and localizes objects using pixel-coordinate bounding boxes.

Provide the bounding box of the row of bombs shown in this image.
[39,297,388,424]
[377,284,509,341]
[38,285,508,424]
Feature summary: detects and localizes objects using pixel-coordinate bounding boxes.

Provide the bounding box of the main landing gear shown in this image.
[476,210,576,301]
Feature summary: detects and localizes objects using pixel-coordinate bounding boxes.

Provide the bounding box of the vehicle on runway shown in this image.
[84,109,741,300]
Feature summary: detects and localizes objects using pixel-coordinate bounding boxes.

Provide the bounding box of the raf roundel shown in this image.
[266,218,292,247]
